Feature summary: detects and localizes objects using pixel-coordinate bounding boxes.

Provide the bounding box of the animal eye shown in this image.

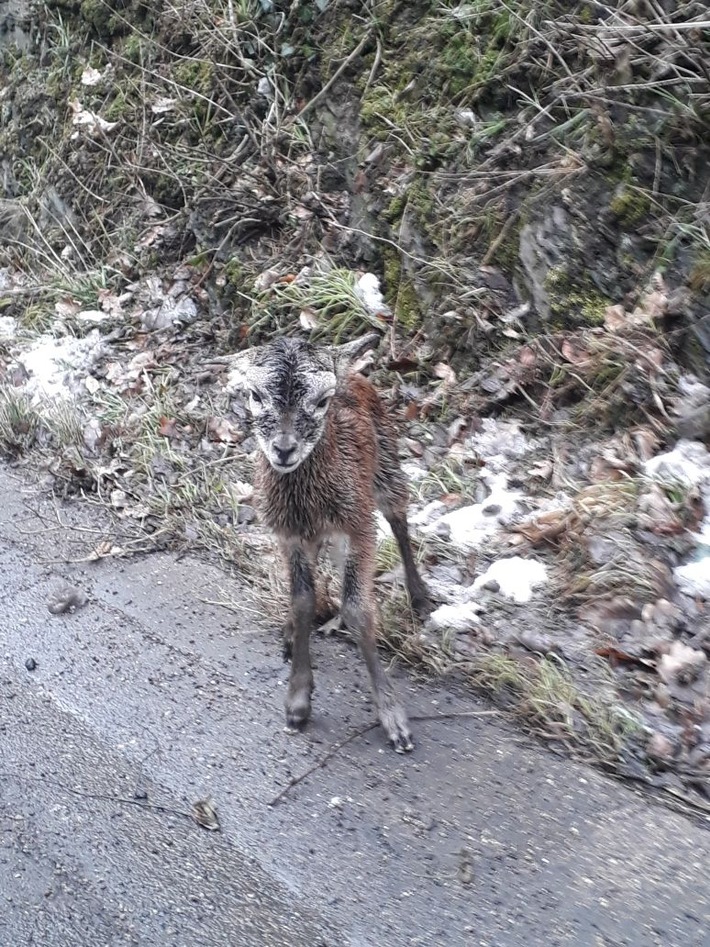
[250,390,264,405]
[315,394,331,410]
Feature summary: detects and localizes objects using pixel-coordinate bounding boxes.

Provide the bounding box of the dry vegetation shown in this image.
[0,0,709,792]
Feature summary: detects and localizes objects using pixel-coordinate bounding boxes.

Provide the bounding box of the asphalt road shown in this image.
[1,465,709,947]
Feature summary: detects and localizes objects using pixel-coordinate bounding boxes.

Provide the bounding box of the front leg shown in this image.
[281,540,316,729]
[341,528,414,753]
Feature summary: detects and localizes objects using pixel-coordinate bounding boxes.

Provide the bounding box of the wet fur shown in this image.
[235,336,430,751]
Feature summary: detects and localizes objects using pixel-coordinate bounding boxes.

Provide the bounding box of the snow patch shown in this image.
[644,440,710,489]
[674,557,710,600]
[355,273,391,318]
[473,556,548,604]
[465,417,539,474]
[428,602,483,633]
[0,316,16,339]
[420,471,521,550]
[375,511,393,543]
[17,331,104,402]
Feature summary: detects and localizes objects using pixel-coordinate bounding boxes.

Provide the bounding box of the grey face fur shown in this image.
[225,334,379,475]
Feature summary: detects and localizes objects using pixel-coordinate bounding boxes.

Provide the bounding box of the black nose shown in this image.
[275,445,296,465]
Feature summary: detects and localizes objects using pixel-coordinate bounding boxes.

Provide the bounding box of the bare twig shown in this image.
[267,711,500,806]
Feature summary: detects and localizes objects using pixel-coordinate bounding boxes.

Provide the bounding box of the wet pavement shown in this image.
[1,465,709,947]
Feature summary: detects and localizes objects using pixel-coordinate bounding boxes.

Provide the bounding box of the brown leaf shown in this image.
[158,416,180,439]
[518,345,537,367]
[404,401,419,421]
[595,645,652,667]
[561,338,592,365]
[603,304,627,331]
[352,168,369,194]
[386,356,421,373]
[207,416,242,444]
[513,509,571,545]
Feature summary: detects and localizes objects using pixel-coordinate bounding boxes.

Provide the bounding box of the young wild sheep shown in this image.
[224,332,431,752]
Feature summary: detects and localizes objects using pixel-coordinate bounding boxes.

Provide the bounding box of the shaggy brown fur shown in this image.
[224,334,430,752]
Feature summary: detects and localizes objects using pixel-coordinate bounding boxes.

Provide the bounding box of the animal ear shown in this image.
[330,332,381,376]
[210,348,257,392]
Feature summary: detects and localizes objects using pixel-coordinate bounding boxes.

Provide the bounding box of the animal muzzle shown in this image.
[270,432,300,471]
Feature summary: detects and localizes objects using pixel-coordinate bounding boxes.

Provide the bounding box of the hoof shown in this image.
[285,682,312,729]
[379,702,414,753]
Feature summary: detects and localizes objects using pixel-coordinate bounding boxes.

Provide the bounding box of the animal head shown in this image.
[223,333,380,474]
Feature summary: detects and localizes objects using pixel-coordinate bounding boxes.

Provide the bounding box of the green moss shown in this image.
[104,89,134,121]
[609,185,651,225]
[123,33,143,64]
[79,0,112,33]
[545,266,610,327]
[222,259,244,288]
[174,58,215,96]
[383,249,422,329]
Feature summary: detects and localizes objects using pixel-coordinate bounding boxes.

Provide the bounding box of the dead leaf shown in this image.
[151,97,177,114]
[158,416,180,439]
[604,304,627,331]
[207,416,241,444]
[299,307,318,331]
[594,644,654,667]
[404,401,419,422]
[55,297,81,318]
[518,346,537,367]
[97,287,124,316]
[513,508,571,545]
[447,416,468,445]
[647,731,675,762]
[110,489,128,510]
[192,797,220,831]
[561,338,592,365]
[636,483,684,536]
[433,362,456,386]
[80,66,103,86]
[88,540,125,560]
[528,460,553,479]
[70,99,118,136]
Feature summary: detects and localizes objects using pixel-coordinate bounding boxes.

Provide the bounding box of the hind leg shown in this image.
[282,553,339,660]
[385,505,432,618]
[341,528,413,753]
[373,418,432,618]
[376,484,431,618]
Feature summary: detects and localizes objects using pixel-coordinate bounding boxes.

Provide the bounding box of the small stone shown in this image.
[25,658,37,671]
[647,732,675,763]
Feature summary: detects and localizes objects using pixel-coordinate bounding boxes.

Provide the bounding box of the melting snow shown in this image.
[428,602,483,633]
[473,556,548,604]
[17,331,104,402]
[419,471,522,551]
[355,273,392,318]
[674,557,710,600]
[644,440,710,489]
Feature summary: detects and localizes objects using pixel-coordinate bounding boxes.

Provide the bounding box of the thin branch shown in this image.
[267,711,501,806]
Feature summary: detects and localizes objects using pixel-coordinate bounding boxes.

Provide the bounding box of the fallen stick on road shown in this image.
[267,710,501,807]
